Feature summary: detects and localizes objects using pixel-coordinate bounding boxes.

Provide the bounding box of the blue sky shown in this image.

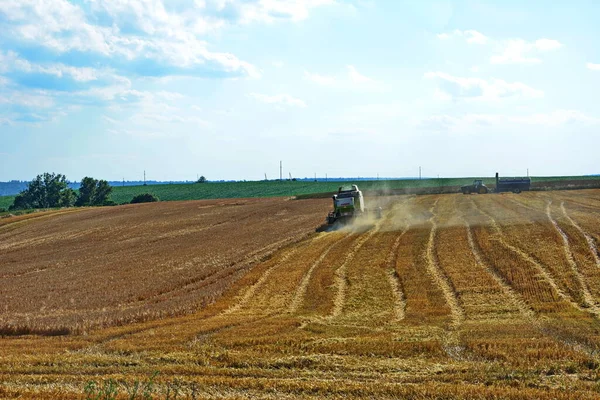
[1,0,599,182]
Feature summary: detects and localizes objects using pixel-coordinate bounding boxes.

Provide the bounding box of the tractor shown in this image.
[460,179,489,194]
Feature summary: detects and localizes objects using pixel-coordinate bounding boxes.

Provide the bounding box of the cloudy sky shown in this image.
[1,0,599,182]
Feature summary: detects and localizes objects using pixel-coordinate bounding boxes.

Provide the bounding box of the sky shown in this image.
[1,0,599,182]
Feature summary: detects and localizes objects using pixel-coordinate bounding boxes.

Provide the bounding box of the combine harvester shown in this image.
[326,185,382,226]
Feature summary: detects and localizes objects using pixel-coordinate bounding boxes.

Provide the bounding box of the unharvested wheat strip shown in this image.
[287,233,350,314]
[470,198,587,313]
[329,217,386,319]
[425,199,464,328]
[562,202,600,269]
[546,201,600,314]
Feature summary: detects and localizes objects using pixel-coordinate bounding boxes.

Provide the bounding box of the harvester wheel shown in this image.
[513,188,521,194]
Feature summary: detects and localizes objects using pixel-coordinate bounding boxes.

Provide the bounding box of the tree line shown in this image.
[10,173,114,211]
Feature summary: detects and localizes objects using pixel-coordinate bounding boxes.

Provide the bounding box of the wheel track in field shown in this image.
[470,198,588,314]
[385,226,409,322]
[90,233,319,346]
[424,199,464,327]
[287,233,351,314]
[546,201,600,314]
[561,202,600,270]
[228,231,356,318]
[329,217,386,319]
[379,196,415,323]
[468,199,600,360]
[425,198,465,360]
[115,229,317,310]
[223,244,302,315]
[461,213,535,321]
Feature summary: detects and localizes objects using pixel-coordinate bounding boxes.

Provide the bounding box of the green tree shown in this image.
[9,173,72,210]
[76,177,97,206]
[76,177,113,206]
[59,188,77,207]
[197,176,207,183]
[130,193,159,204]
[93,179,113,205]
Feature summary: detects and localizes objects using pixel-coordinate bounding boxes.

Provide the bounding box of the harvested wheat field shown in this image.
[2,190,600,399]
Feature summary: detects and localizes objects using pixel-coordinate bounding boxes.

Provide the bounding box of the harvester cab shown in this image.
[326,185,381,225]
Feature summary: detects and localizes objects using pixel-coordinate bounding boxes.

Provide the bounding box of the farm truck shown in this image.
[494,172,531,193]
[326,185,381,225]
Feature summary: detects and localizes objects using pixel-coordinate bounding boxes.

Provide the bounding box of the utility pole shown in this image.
[314,172,317,182]
[419,166,421,180]
[280,161,282,181]
[265,173,267,181]
[144,170,146,186]
[527,168,529,177]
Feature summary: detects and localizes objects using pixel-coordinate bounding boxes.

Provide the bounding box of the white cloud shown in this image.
[304,65,379,89]
[0,91,54,108]
[425,71,543,101]
[436,30,563,65]
[512,110,599,126]
[107,128,168,139]
[0,0,260,78]
[535,38,562,51]
[304,70,336,86]
[347,65,374,84]
[437,29,488,44]
[345,103,406,121]
[272,61,285,68]
[587,63,600,71]
[249,93,307,107]
[419,110,598,132]
[491,38,563,64]
[234,0,336,23]
[0,50,99,81]
[102,115,118,124]
[464,30,489,44]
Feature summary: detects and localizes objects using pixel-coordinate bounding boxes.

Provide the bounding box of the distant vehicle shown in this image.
[460,179,489,194]
[495,172,531,194]
[326,185,381,225]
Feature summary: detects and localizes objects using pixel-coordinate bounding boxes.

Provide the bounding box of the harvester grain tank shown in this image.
[326,185,381,225]
[495,172,531,193]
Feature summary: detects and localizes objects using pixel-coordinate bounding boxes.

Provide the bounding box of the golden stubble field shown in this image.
[2,190,600,399]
